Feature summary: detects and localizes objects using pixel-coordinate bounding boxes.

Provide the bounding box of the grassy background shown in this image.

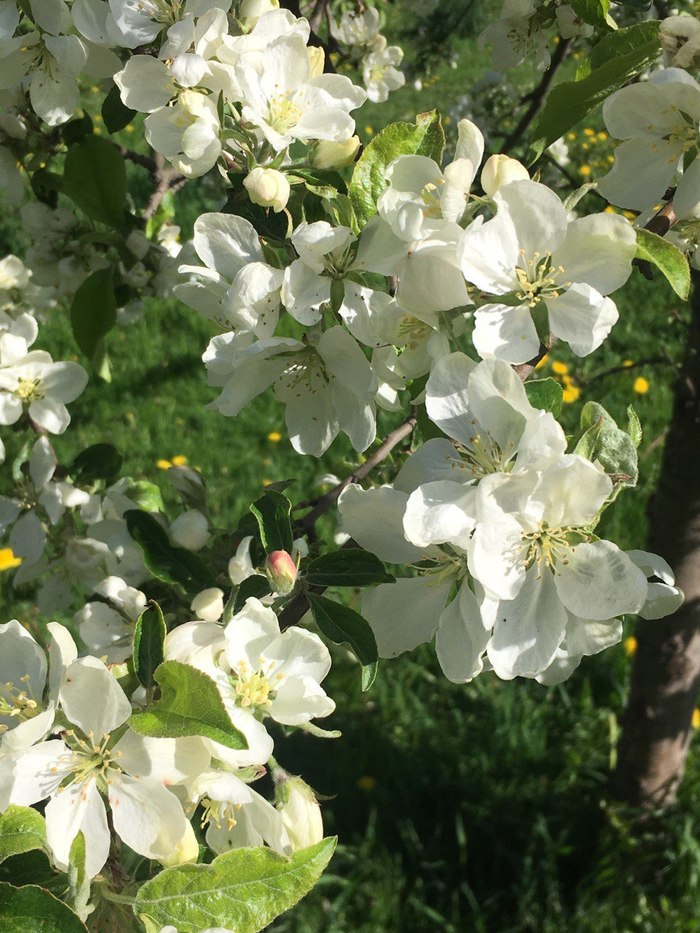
[3,3,700,930]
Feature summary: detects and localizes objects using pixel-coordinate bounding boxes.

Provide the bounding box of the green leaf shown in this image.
[134,838,336,933]
[635,227,690,300]
[61,114,93,146]
[307,593,379,684]
[305,549,395,587]
[67,833,91,923]
[250,490,294,554]
[361,660,378,692]
[70,443,122,484]
[69,267,118,360]
[569,0,611,28]
[233,575,271,613]
[0,808,46,864]
[524,377,564,417]
[0,883,87,932]
[349,111,445,227]
[530,22,661,161]
[63,136,127,228]
[30,168,62,208]
[101,84,136,134]
[127,480,165,513]
[125,510,209,592]
[626,405,642,448]
[574,401,639,488]
[129,660,248,750]
[133,602,167,690]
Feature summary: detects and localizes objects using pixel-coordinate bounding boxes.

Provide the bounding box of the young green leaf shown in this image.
[524,378,564,417]
[0,883,88,932]
[67,833,91,923]
[125,509,209,592]
[574,401,639,487]
[70,443,123,484]
[133,602,167,690]
[129,660,248,750]
[349,110,445,226]
[69,268,118,361]
[134,838,336,933]
[63,136,127,228]
[250,490,294,554]
[305,549,395,587]
[101,84,136,134]
[635,228,691,300]
[307,593,379,684]
[0,808,46,864]
[530,22,661,161]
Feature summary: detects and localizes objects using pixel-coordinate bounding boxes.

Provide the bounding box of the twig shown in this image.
[142,153,185,220]
[296,413,418,532]
[500,38,572,155]
[117,146,157,174]
[582,356,676,388]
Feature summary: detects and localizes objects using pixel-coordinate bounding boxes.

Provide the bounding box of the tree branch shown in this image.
[142,153,186,220]
[500,38,572,155]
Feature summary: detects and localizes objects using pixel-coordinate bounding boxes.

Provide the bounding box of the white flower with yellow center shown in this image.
[362,35,405,103]
[0,349,88,434]
[458,180,637,364]
[0,657,205,877]
[598,68,700,212]
[235,33,366,151]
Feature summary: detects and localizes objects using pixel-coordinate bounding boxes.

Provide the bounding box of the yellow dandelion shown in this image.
[633,376,650,395]
[262,479,272,487]
[582,143,590,151]
[583,127,595,137]
[156,458,172,470]
[125,125,135,134]
[623,636,637,657]
[364,125,374,136]
[94,127,102,135]
[0,548,22,572]
[597,131,607,141]
[443,115,452,125]
[693,709,700,730]
[90,85,100,94]
[357,775,376,792]
[267,431,282,443]
[604,205,617,214]
[579,165,592,177]
[171,454,188,466]
[535,353,550,370]
[562,385,581,404]
[567,131,576,140]
[562,374,573,386]
[551,360,568,375]
[607,154,615,163]
[622,359,634,367]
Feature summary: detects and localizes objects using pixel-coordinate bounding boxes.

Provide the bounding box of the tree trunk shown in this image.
[611,276,700,808]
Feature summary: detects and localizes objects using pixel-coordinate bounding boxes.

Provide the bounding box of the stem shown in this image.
[500,38,572,155]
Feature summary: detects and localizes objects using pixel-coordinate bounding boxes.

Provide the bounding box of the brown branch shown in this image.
[117,146,157,174]
[142,153,186,220]
[582,356,676,388]
[500,38,572,155]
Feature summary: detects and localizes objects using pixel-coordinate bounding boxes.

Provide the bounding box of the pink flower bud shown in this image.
[265,550,297,595]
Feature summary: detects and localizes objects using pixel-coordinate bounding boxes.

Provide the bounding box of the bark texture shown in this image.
[612,277,700,807]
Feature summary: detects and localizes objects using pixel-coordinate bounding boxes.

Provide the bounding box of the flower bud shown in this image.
[191,587,225,623]
[158,822,199,867]
[481,154,529,197]
[313,136,361,170]
[307,45,325,78]
[170,510,210,551]
[275,775,323,852]
[243,167,290,213]
[265,549,297,595]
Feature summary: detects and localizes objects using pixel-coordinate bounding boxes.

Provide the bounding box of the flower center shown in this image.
[199,797,242,831]
[275,348,330,398]
[522,523,580,572]
[232,659,281,709]
[14,376,44,402]
[268,93,303,133]
[515,251,569,307]
[0,675,40,730]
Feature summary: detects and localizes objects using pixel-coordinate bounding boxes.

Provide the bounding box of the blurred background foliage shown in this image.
[2,1,699,929]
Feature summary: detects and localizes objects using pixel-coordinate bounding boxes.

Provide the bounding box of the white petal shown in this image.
[472,304,540,365]
[60,657,131,738]
[361,577,451,657]
[435,584,489,683]
[403,481,476,549]
[337,484,425,564]
[46,778,109,877]
[546,285,618,357]
[555,540,648,620]
[109,773,191,861]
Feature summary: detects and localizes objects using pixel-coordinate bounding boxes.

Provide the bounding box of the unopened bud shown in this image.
[313,136,361,170]
[159,822,199,866]
[481,154,529,197]
[265,549,297,595]
[240,0,279,23]
[191,587,224,622]
[243,167,290,213]
[275,774,323,852]
[170,510,209,551]
[307,45,325,78]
